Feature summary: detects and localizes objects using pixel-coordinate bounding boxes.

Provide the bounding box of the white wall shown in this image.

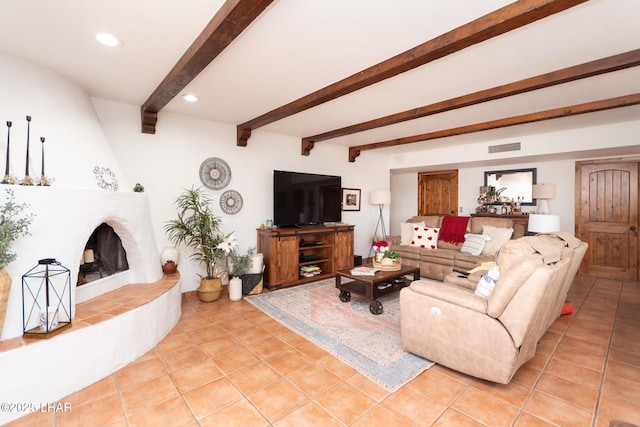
[93,99,391,291]
[0,54,164,340]
[389,120,640,235]
[0,52,395,298]
[3,50,639,297]
[0,53,129,189]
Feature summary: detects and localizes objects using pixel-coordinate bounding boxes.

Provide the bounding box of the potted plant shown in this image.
[227,248,252,301]
[164,186,229,302]
[0,189,34,335]
[381,249,402,268]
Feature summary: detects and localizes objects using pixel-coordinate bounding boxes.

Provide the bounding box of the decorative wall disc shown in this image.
[93,166,119,191]
[220,190,243,215]
[199,157,231,190]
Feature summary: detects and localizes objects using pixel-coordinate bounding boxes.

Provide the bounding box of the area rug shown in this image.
[246,279,434,392]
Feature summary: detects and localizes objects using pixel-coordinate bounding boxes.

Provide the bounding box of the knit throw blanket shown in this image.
[440,216,470,244]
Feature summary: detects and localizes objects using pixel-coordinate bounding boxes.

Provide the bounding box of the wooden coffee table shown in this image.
[335,264,420,315]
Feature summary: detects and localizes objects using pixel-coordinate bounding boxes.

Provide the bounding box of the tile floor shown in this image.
[5,274,640,427]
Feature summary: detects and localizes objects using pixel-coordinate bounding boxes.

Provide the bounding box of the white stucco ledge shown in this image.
[0,273,181,425]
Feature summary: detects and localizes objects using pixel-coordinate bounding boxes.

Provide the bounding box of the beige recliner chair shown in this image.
[400,233,586,384]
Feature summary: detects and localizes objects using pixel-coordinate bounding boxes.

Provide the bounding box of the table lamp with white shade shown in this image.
[532,184,556,215]
[528,214,561,234]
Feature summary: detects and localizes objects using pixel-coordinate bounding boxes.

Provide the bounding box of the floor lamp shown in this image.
[370,190,391,256]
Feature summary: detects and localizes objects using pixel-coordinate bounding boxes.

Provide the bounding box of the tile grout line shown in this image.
[590,277,624,427]
[151,314,204,426]
[511,274,598,426]
[111,371,130,427]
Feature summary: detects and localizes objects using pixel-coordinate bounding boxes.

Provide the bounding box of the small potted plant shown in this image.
[227,248,253,301]
[381,249,402,269]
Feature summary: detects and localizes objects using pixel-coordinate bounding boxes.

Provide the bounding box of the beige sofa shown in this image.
[399,232,587,384]
[387,215,526,281]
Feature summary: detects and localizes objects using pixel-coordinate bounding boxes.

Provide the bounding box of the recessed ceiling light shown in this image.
[96,32,123,47]
[182,94,199,103]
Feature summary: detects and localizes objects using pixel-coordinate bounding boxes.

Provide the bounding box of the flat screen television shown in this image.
[273,170,342,227]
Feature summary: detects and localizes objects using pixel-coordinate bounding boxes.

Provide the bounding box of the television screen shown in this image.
[273,170,342,227]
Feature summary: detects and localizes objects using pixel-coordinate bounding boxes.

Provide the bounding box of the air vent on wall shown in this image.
[488,142,521,154]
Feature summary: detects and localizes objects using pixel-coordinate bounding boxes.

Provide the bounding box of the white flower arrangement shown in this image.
[216,233,238,255]
[372,240,389,253]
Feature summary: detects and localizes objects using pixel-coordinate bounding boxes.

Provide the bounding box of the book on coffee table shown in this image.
[350,266,379,276]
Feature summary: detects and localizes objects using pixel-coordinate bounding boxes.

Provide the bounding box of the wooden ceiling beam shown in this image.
[303,49,640,153]
[347,94,640,162]
[237,0,588,146]
[140,0,273,134]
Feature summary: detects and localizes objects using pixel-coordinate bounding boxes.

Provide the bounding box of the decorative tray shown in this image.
[372,260,402,271]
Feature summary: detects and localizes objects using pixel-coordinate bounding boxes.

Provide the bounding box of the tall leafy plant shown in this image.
[0,189,34,269]
[164,187,225,279]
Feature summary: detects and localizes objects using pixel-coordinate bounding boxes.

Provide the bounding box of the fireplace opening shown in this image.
[77,223,129,286]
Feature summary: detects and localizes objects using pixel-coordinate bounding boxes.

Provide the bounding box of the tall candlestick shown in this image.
[4,121,11,177]
[40,137,45,176]
[25,115,31,176]
[21,115,33,185]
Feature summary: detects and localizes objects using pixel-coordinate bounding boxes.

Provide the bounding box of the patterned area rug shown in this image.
[246,279,434,392]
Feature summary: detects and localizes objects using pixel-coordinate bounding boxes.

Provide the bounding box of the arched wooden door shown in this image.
[418,170,458,216]
[575,160,638,280]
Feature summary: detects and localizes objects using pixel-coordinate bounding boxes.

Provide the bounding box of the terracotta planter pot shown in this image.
[197,277,222,302]
[0,269,11,337]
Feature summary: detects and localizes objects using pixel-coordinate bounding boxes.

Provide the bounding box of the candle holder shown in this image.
[36,136,53,186]
[22,258,72,339]
[36,176,54,186]
[2,121,15,185]
[20,176,34,186]
[21,116,33,186]
[2,175,16,185]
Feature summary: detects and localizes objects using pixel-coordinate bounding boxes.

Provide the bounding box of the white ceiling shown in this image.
[1,0,639,156]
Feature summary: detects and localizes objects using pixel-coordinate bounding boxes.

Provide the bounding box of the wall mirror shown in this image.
[484,168,537,205]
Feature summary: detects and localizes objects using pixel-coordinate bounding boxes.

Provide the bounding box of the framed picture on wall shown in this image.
[341,188,361,211]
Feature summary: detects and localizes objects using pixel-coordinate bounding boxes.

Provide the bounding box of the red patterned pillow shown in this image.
[410,226,440,249]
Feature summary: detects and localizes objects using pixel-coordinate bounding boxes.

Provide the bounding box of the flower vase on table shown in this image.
[372,241,402,270]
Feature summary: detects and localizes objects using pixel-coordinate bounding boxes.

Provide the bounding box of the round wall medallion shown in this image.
[93,166,119,191]
[220,190,243,215]
[199,157,231,190]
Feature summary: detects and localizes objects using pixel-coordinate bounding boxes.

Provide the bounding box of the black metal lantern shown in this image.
[22,258,72,338]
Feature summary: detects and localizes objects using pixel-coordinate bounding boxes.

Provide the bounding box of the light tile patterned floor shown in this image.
[4,274,640,426]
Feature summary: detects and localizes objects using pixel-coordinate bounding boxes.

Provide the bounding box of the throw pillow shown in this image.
[400,221,425,245]
[460,233,492,256]
[481,225,514,256]
[410,227,440,249]
[475,266,500,299]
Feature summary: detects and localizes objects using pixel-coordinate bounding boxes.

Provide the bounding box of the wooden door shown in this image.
[575,160,638,280]
[418,170,458,216]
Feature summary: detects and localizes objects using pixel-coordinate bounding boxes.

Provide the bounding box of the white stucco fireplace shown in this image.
[0,52,184,425]
[0,186,182,425]
[1,186,164,340]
